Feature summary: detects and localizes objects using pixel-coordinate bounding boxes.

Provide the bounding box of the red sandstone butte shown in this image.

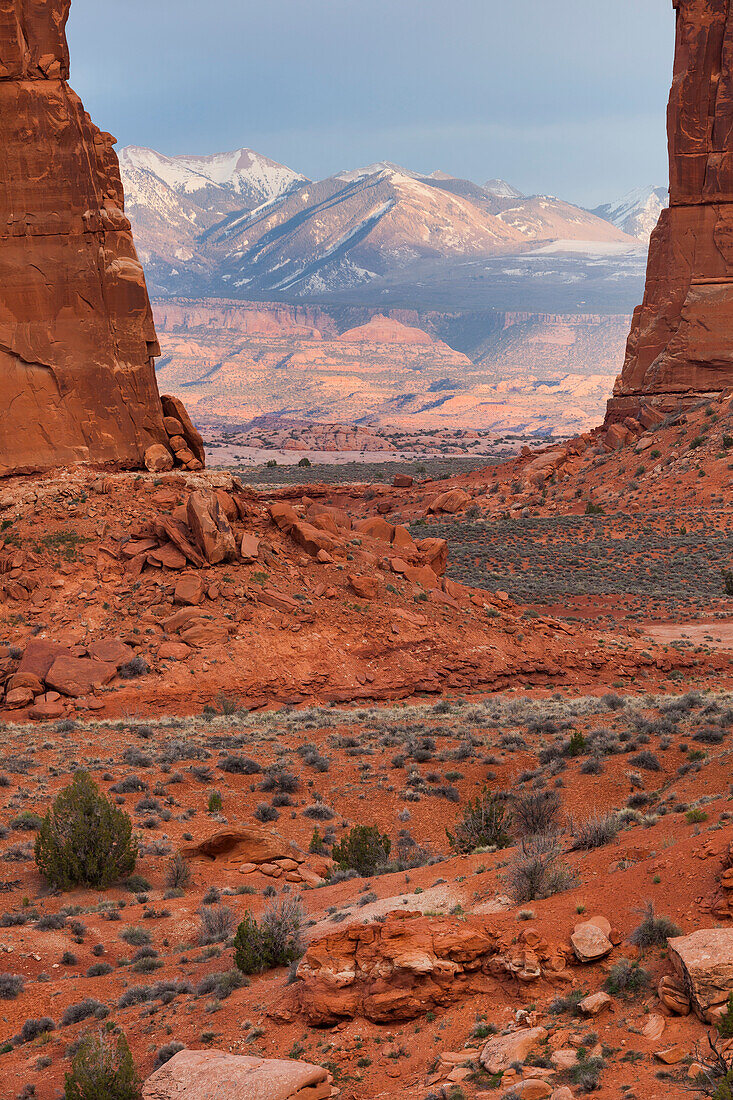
[608,0,733,423]
[0,0,172,476]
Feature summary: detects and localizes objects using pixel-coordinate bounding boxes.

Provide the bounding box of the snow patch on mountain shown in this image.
[483,179,524,199]
[591,185,668,241]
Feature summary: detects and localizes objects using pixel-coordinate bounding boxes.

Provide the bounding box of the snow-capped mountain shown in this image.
[118,146,307,277]
[118,145,639,301]
[591,185,668,241]
[120,146,305,207]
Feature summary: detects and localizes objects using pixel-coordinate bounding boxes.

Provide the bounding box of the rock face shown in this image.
[607,0,733,422]
[668,927,733,1020]
[142,1050,337,1100]
[294,911,572,1025]
[0,0,192,476]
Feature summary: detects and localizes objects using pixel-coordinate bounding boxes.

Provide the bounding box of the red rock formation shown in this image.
[0,0,184,475]
[337,315,434,345]
[294,911,572,1025]
[608,0,733,422]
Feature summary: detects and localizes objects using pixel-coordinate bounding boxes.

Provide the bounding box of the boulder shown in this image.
[269,502,299,531]
[240,533,260,561]
[162,608,229,648]
[18,640,71,680]
[289,520,337,559]
[391,525,417,555]
[416,537,448,576]
[578,992,613,1016]
[668,928,733,1020]
[86,639,135,668]
[427,489,470,515]
[393,474,413,488]
[142,1050,335,1100]
[174,575,206,607]
[643,1014,665,1041]
[160,395,206,467]
[44,656,118,697]
[480,1028,548,1075]
[145,445,174,473]
[570,921,613,963]
[501,1083,552,1099]
[187,491,237,565]
[4,687,34,708]
[348,574,379,599]
[354,516,394,542]
[658,974,690,1016]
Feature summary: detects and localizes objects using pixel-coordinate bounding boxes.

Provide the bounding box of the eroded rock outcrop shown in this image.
[668,928,733,1021]
[608,0,733,422]
[0,1,199,476]
[294,911,573,1025]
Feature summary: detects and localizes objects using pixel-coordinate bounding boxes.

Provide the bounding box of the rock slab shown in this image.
[142,1050,336,1100]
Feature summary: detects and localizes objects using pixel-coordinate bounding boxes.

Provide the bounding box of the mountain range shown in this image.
[118,145,669,435]
[119,146,664,307]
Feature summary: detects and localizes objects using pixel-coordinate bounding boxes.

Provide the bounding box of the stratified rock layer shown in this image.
[0,0,170,475]
[608,0,733,421]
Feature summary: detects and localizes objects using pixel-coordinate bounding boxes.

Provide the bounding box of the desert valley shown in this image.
[5,2,733,1100]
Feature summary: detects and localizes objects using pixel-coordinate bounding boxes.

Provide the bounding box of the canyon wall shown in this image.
[0,0,171,475]
[608,0,733,422]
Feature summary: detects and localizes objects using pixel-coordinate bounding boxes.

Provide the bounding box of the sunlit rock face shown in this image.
[0,0,169,475]
[608,0,733,423]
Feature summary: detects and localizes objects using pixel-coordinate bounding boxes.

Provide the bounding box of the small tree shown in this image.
[64,1030,140,1100]
[719,993,733,1040]
[233,897,303,975]
[331,825,391,876]
[35,772,137,889]
[309,827,326,854]
[447,787,510,854]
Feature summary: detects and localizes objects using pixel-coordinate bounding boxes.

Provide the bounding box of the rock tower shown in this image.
[0,0,201,475]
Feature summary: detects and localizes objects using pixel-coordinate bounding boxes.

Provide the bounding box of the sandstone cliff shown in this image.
[609,0,733,420]
[0,0,188,475]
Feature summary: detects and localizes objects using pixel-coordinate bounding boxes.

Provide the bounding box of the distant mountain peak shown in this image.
[335,162,423,183]
[483,179,524,199]
[119,145,306,203]
[591,185,668,241]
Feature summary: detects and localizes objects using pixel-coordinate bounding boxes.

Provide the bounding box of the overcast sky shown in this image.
[68,0,673,207]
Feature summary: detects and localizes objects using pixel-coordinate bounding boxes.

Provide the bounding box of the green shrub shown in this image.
[35,772,137,889]
[332,825,391,875]
[207,791,223,813]
[568,730,587,757]
[719,993,733,1040]
[628,902,681,949]
[64,1030,140,1100]
[309,828,326,854]
[446,788,510,854]
[233,897,303,975]
[604,958,650,998]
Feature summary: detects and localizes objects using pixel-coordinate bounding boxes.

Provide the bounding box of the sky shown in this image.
[68,0,674,208]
